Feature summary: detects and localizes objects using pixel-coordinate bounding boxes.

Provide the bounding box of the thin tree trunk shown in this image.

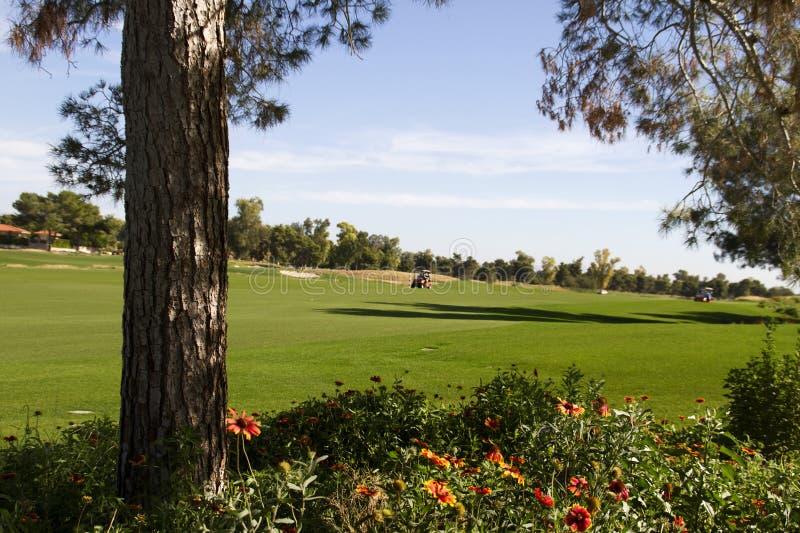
[118,0,229,503]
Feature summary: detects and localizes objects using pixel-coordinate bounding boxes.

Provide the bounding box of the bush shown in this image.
[724,324,800,455]
[2,368,800,531]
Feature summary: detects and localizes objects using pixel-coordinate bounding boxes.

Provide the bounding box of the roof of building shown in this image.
[0,223,31,235]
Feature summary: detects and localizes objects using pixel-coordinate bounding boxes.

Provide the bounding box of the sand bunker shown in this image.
[280,270,320,279]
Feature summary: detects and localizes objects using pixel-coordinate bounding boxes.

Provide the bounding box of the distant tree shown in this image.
[538,256,557,285]
[705,273,730,300]
[228,197,268,260]
[413,249,435,271]
[588,248,620,290]
[768,286,795,297]
[672,270,701,298]
[555,257,584,288]
[608,266,635,292]
[634,266,655,294]
[11,191,106,250]
[368,234,402,270]
[509,250,535,283]
[398,251,415,272]
[654,274,671,294]
[540,0,800,282]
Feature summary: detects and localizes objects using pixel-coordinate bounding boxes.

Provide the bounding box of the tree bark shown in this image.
[118,0,229,503]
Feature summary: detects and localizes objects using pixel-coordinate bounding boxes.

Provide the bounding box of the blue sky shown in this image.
[0,1,790,288]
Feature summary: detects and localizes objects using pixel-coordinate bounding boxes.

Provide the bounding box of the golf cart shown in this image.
[694,287,714,302]
[411,269,432,288]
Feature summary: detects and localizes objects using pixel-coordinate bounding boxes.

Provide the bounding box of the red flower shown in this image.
[370,375,382,383]
[624,396,635,404]
[695,398,705,404]
[484,417,500,430]
[423,479,456,506]
[565,505,592,531]
[129,454,146,466]
[356,485,380,497]
[27,512,39,521]
[509,455,525,465]
[556,398,585,417]
[607,480,629,502]
[3,435,17,442]
[70,474,85,483]
[485,445,504,465]
[469,485,491,495]
[639,395,650,401]
[326,401,338,408]
[568,477,590,497]
[534,487,554,508]
[334,380,344,387]
[226,408,261,440]
[0,473,16,480]
[305,417,319,424]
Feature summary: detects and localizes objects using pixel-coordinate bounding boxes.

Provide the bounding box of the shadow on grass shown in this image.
[322,302,772,325]
[323,302,663,324]
[635,311,770,325]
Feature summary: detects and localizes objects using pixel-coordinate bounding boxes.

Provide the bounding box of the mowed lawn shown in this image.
[0,249,795,435]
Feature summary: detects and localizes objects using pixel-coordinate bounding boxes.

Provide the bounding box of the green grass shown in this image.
[0,249,795,435]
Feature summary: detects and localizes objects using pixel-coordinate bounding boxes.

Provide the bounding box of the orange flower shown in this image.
[741,446,756,456]
[534,487,554,508]
[420,448,451,469]
[624,396,635,404]
[501,464,525,485]
[568,477,590,497]
[443,453,466,468]
[556,398,585,417]
[565,505,592,531]
[423,479,456,506]
[356,485,380,497]
[484,417,500,430]
[226,408,261,440]
[469,485,491,495]
[485,445,504,465]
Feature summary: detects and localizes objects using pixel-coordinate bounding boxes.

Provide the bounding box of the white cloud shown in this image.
[272,190,659,212]
[230,128,683,177]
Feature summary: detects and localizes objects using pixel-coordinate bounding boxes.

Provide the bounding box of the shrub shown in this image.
[2,367,799,531]
[724,324,800,455]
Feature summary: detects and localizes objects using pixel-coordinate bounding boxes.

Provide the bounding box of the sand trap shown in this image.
[4,263,28,268]
[38,264,79,270]
[280,270,320,279]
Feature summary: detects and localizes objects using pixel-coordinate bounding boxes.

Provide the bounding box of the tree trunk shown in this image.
[118,0,229,503]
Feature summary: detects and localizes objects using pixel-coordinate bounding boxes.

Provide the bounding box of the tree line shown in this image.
[1,191,124,251]
[228,197,793,298]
